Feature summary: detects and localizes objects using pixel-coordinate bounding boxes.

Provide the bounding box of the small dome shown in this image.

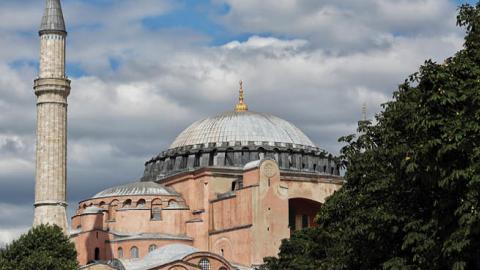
[118,244,199,270]
[170,111,316,149]
[93,182,179,199]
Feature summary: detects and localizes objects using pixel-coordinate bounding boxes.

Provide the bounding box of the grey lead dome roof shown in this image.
[170,111,316,149]
[93,182,179,199]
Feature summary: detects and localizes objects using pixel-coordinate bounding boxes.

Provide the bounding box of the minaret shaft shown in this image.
[33,0,70,233]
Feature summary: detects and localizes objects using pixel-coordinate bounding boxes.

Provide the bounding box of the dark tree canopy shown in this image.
[263,3,480,270]
[0,225,78,270]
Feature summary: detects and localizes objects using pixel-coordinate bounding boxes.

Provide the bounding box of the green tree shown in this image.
[263,3,480,270]
[0,225,78,270]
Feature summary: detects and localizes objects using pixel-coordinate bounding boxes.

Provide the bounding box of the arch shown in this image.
[288,198,322,233]
[117,247,124,258]
[130,246,139,259]
[199,258,211,270]
[148,244,157,253]
[168,266,188,270]
[123,199,132,208]
[98,201,106,208]
[108,200,119,221]
[137,199,146,208]
[213,237,233,262]
[184,252,234,270]
[224,148,234,166]
[151,198,162,220]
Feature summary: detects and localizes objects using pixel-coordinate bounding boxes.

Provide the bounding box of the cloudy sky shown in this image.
[0,0,476,246]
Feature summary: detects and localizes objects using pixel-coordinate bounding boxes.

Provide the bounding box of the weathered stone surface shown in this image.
[33,0,69,233]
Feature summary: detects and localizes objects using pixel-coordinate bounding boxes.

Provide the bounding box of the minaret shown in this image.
[33,0,70,232]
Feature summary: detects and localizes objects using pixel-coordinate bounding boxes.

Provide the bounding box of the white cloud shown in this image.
[0,0,469,232]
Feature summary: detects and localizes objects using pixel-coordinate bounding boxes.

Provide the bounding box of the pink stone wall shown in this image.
[72,163,343,268]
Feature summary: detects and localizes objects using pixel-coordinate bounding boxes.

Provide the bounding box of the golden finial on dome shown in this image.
[235,80,249,112]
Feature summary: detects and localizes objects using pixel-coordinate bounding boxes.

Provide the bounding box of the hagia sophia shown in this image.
[32,1,344,269]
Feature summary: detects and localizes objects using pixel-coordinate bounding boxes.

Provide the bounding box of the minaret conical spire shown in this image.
[39,0,66,34]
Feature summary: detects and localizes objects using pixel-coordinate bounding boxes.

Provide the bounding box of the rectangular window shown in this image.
[289,208,296,231]
[302,214,309,229]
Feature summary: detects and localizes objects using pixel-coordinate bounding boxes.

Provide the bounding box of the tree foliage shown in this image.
[263,3,480,270]
[0,225,78,270]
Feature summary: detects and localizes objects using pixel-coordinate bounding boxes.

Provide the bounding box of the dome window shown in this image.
[199,258,211,270]
[148,244,157,253]
[180,154,188,169]
[137,199,146,208]
[130,246,139,259]
[225,148,234,166]
[123,199,132,208]
[194,152,202,167]
[209,150,217,166]
[117,247,123,258]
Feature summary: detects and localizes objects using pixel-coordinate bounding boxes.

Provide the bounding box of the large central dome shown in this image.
[142,82,340,182]
[170,111,316,149]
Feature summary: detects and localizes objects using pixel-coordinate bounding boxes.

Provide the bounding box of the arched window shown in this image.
[199,258,211,270]
[194,151,202,167]
[98,201,106,208]
[168,156,175,170]
[273,148,280,163]
[225,148,234,166]
[151,199,162,220]
[117,247,123,258]
[130,246,139,259]
[123,199,132,208]
[241,147,249,164]
[323,165,327,173]
[148,244,157,253]
[108,200,119,221]
[168,199,178,207]
[180,154,188,169]
[288,151,293,168]
[258,148,266,160]
[136,199,146,208]
[209,149,217,166]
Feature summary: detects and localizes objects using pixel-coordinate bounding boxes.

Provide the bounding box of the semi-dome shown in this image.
[170,111,316,149]
[93,182,179,199]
